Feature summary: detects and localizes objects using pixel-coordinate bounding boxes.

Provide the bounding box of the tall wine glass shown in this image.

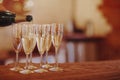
[49,23,63,71]
[34,24,48,73]
[10,24,23,71]
[28,24,37,70]
[42,24,52,68]
[19,23,36,74]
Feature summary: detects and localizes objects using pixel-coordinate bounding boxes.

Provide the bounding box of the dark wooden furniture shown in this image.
[64,33,104,62]
[98,0,120,60]
[1,60,120,80]
[64,33,104,42]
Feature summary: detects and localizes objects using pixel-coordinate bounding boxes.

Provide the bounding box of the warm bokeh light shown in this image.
[0,0,120,65]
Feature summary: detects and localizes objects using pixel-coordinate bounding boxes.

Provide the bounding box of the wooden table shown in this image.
[1,60,120,80]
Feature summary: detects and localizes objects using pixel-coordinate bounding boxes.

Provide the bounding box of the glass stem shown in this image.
[55,47,58,68]
[25,54,29,70]
[46,51,48,65]
[15,51,19,68]
[40,54,43,67]
[29,53,32,65]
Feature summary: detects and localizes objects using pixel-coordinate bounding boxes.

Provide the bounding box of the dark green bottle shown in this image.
[0,11,33,27]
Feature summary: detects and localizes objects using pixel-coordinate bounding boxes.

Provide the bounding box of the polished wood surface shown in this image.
[1,60,120,80]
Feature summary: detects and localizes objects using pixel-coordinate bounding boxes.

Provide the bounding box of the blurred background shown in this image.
[0,0,120,65]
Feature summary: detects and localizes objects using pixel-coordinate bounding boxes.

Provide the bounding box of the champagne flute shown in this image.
[10,24,23,71]
[49,23,63,71]
[42,24,52,68]
[20,23,36,74]
[28,24,37,69]
[34,24,48,73]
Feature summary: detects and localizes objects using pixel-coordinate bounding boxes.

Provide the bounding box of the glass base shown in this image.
[19,69,34,74]
[10,67,23,71]
[42,64,52,69]
[34,68,48,73]
[28,65,37,69]
[49,67,63,71]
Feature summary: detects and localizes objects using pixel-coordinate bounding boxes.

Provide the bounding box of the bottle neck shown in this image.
[15,15,27,22]
[0,11,33,27]
[15,15,33,23]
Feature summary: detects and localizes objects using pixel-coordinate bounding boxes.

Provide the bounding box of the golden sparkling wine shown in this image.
[13,37,22,52]
[36,36,46,54]
[22,35,36,54]
[9,23,64,73]
[45,35,52,51]
[52,34,63,48]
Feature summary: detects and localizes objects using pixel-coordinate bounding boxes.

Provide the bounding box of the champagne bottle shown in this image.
[0,11,33,27]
